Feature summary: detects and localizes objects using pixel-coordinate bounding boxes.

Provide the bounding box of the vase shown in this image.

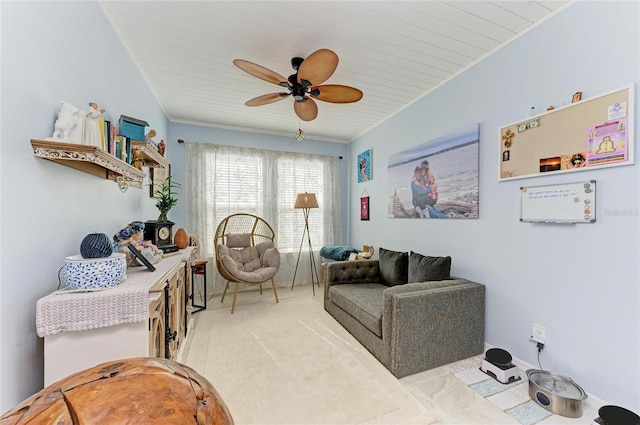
[174,228,189,249]
[80,233,113,259]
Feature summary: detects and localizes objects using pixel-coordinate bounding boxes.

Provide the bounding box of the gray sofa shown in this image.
[324,252,485,378]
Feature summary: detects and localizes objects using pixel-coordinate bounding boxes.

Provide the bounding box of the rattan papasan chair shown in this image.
[214,213,280,314]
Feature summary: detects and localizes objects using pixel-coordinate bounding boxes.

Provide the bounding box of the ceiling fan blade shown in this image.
[245,92,290,107]
[233,59,289,86]
[294,97,318,121]
[310,85,363,103]
[297,49,339,87]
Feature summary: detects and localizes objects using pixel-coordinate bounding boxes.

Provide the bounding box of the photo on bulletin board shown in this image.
[387,124,479,219]
[357,149,372,182]
[499,85,634,181]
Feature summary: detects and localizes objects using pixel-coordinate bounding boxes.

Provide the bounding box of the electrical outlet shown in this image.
[531,324,546,344]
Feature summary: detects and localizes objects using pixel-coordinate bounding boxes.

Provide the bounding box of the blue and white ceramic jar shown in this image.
[61,253,127,290]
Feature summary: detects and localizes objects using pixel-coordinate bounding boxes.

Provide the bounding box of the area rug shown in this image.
[452,359,553,425]
[186,296,423,424]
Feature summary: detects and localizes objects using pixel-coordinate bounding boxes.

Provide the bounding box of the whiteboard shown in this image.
[520,181,596,223]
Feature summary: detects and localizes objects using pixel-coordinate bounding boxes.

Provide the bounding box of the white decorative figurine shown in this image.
[49,101,85,143]
[83,102,105,148]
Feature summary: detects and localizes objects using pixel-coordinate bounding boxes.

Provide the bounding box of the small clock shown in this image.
[144,220,179,253]
[158,226,171,242]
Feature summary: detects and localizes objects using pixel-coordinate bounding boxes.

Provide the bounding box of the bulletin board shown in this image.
[500,85,634,181]
[520,180,596,224]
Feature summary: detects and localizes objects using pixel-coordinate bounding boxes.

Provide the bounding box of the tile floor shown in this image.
[185,283,600,425]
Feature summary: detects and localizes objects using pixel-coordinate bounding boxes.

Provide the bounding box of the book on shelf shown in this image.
[115,135,125,161]
[112,136,133,164]
[125,137,132,164]
[99,117,106,150]
[111,124,117,154]
[103,120,112,154]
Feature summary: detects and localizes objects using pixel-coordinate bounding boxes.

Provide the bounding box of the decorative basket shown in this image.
[61,253,127,290]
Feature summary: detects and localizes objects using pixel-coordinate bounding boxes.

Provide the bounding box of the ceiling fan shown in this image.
[233,48,363,121]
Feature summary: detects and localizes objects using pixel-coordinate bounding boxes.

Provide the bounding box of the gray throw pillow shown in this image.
[226,233,251,248]
[408,251,451,282]
[379,247,408,286]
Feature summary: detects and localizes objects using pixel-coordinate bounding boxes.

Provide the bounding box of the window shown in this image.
[276,157,325,253]
[207,149,264,229]
[186,142,341,263]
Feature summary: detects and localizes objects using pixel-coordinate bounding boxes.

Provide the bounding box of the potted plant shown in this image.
[143,176,181,253]
[153,175,180,221]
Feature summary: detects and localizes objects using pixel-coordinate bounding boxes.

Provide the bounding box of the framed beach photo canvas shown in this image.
[388,125,479,219]
[357,149,372,182]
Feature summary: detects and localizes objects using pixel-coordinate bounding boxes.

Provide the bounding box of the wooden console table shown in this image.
[38,248,195,386]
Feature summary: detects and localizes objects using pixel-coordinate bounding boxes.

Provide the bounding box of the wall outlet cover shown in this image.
[531,324,546,344]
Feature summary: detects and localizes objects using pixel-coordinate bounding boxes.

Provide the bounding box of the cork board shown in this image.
[499,85,634,181]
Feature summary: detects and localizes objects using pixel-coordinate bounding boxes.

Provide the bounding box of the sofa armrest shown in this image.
[383,279,485,377]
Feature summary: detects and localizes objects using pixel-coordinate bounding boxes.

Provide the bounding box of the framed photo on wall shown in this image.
[149,164,170,199]
[357,149,372,182]
[360,196,370,220]
[387,124,479,219]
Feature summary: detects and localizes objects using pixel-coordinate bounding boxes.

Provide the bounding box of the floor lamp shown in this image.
[292,192,321,295]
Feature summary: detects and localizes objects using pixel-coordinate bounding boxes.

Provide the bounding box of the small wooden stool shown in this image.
[0,357,234,424]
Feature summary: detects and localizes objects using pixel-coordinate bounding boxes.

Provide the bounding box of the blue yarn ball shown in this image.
[80,233,114,259]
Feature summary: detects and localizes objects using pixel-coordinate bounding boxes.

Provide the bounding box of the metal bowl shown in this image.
[526,369,587,418]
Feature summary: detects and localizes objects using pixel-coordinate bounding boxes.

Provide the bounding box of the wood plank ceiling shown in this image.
[99,1,570,143]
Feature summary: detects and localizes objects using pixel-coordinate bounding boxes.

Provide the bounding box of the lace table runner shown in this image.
[36,249,192,337]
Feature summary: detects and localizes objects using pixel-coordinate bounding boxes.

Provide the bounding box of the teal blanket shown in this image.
[320,246,359,261]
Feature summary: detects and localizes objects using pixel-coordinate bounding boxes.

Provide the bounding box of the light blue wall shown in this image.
[0,1,168,411]
[349,1,639,408]
[167,122,350,244]
[2,0,638,414]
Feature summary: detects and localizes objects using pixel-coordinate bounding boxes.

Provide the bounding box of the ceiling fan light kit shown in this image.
[233,49,363,122]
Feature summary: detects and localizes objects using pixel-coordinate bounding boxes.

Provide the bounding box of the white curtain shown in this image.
[186,142,341,293]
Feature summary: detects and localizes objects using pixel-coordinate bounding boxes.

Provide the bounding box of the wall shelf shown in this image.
[132,140,169,168]
[31,139,147,188]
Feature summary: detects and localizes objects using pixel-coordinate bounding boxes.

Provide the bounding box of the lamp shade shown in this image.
[294,192,319,209]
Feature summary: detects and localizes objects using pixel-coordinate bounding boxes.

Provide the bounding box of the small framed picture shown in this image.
[127,243,156,271]
[357,149,372,182]
[149,164,170,198]
[360,196,370,220]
